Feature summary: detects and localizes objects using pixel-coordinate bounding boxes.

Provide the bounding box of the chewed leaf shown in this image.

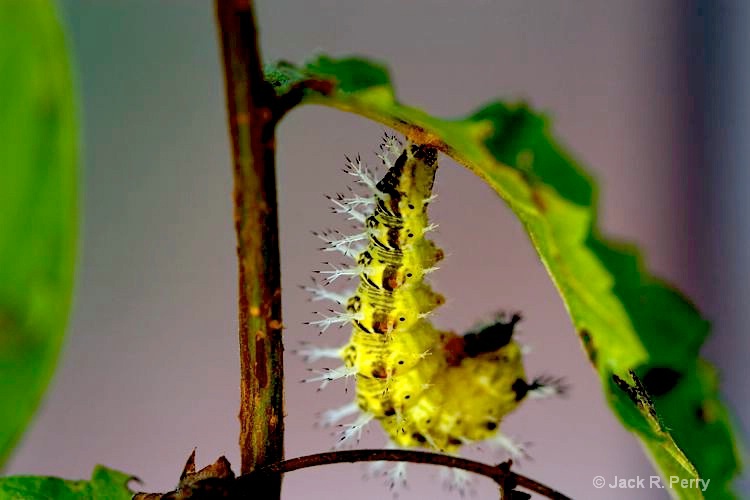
[0,1,78,466]
[265,55,742,498]
[0,466,134,500]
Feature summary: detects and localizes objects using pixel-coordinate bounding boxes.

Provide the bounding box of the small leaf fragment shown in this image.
[0,465,134,500]
[133,451,235,500]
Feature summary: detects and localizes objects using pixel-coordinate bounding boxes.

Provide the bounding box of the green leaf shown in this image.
[0,1,78,466]
[0,465,134,499]
[266,55,742,499]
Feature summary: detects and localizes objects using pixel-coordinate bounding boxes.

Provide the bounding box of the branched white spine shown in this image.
[302,365,358,391]
[294,342,343,363]
[488,433,531,462]
[386,462,408,491]
[377,133,403,169]
[300,283,350,304]
[335,412,374,447]
[313,230,368,257]
[318,402,360,428]
[440,467,475,497]
[344,154,377,191]
[335,187,375,209]
[364,441,398,480]
[306,309,364,332]
[527,376,568,399]
[314,262,368,284]
[327,194,368,223]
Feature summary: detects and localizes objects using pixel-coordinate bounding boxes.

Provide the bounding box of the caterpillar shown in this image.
[299,134,564,483]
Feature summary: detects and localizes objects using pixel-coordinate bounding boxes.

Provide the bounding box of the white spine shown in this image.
[487,433,530,462]
[343,154,377,191]
[314,262,368,284]
[302,365,358,391]
[301,283,350,304]
[317,402,360,428]
[335,412,374,447]
[313,230,368,258]
[306,309,364,332]
[328,194,368,223]
[294,342,344,363]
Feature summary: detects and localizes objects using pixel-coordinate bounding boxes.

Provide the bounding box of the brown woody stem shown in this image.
[215,1,283,496]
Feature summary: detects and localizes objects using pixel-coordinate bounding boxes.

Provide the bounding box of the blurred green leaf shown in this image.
[0,465,133,499]
[266,55,741,499]
[0,1,78,466]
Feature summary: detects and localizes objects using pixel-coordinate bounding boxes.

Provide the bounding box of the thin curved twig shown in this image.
[239,449,572,499]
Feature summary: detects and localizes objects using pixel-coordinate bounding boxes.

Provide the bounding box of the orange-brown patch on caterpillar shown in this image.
[371,311,391,334]
[443,333,466,366]
[371,362,388,379]
[381,265,402,291]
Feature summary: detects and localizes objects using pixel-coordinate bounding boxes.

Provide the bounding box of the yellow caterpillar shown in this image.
[300,135,564,485]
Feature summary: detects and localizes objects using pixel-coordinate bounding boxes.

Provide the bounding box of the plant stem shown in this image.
[241,450,572,500]
[215,0,284,494]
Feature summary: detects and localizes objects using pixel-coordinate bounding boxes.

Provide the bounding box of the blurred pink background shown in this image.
[6,1,747,499]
